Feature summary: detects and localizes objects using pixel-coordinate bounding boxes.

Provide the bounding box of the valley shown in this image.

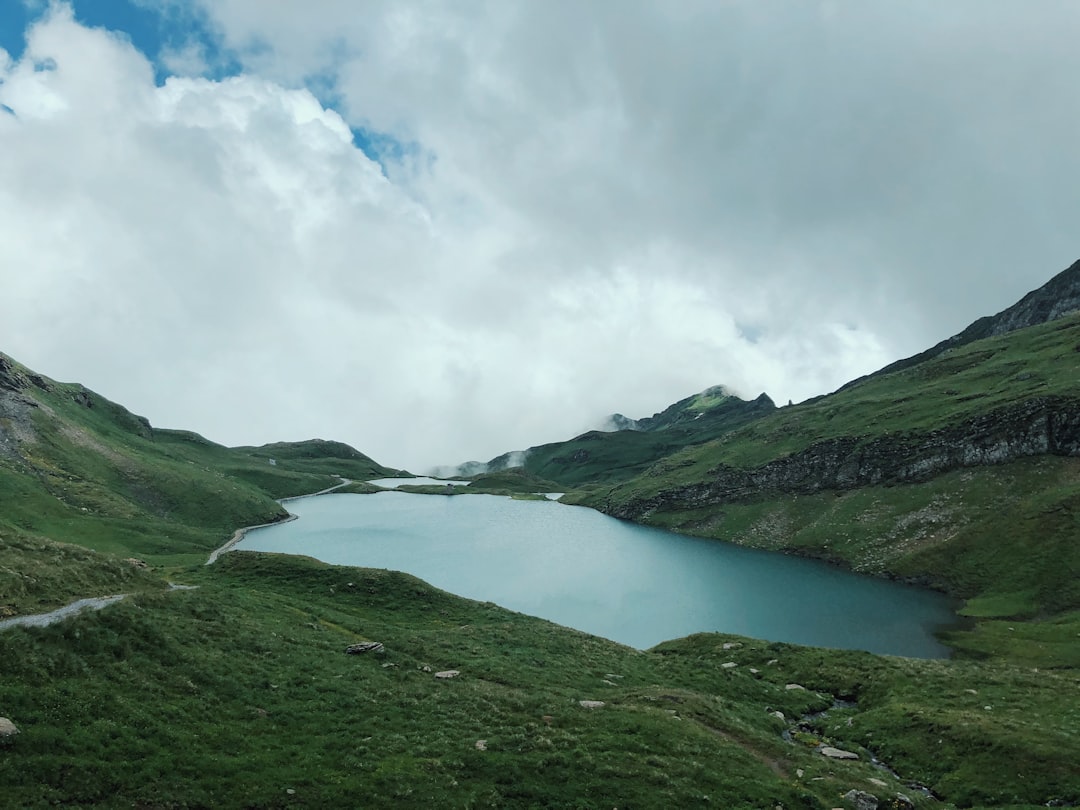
[1,261,1080,807]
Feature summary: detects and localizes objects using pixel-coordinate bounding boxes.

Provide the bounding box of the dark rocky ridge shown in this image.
[839,258,1080,392]
[606,395,1080,519]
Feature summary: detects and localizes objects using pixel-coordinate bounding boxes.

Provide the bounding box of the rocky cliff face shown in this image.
[606,395,1080,519]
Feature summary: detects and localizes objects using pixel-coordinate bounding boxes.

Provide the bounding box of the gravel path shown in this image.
[205,477,351,565]
[0,594,128,631]
[0,478,353,630]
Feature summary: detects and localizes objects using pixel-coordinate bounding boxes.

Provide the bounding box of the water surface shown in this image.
[238,492,958,656]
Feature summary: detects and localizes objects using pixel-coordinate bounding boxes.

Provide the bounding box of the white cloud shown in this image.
[1,3,1079,471]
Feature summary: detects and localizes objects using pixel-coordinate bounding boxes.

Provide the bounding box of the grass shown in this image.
[2,551,1077,808]
[0,529,168,614]
[3,309,1080,807]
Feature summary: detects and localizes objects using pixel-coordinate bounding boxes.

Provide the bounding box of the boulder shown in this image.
[843,789,879,810]
[434,670,460,679]
[0,717,18,742]
[578,700,605,709]
[820,745,859,760]
[345,642,384,655]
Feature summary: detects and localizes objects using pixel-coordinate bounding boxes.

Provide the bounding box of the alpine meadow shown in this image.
[2,261,1080,808]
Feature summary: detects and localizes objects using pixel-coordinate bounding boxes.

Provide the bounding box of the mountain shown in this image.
[0,351,396,577]
[568,260,1080,619]
[2,261,1080,807]
[837,256,1080,392]
[461,385,777,487]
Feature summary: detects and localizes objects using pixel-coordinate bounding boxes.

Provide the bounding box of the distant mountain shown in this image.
[457,385,776,487]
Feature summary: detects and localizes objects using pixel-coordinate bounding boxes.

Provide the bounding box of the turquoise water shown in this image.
[237,492,959,657]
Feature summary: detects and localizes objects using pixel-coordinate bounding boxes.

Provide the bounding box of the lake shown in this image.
[237,491,959,657]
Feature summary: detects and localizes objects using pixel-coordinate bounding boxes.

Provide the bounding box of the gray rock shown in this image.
[820,745,859,760]
[0,717,18,742]
[843,789,879,810]
[434,670,460,679]
[345,641,384,655]
[578,700,605,709]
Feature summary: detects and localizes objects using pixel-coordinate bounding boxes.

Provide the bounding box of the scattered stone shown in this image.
[123,557,149,569]
[767,658,779,665]
[843,789,879,810]
[475,740,487,751]
[602,679,618,686]
[421,665,432,672]
[285,789,296,795]
[578,700,605,709]
[0,606,15,619]
[984,705,992,711]
[770,710,785,721]
[819,745,859,760]
[868,778,888,788]
[796,768,804,778]
[964,689,978,694]
[722,642,742,650]
[604,674,623,679]
[345,641,384,655]
[434,670,460,679]
[721,662,738,669]
[0,717,19,742]
[891,793,914,810]
[749,668,760,675]
[381,662,397,668]
[785,683,806,691]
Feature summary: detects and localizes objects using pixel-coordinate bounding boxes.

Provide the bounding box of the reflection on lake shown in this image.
[238,492,959,657]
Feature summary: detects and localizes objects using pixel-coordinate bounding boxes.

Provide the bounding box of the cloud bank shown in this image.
[1,2,1079,470]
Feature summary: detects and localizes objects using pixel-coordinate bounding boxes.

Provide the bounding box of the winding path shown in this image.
[0,477,353,630]
[204,477,351,565]
[0,594,127,631]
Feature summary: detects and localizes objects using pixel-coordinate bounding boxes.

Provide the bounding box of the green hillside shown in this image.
[569,312,1080,619]
[483,388,776,487]
[2,265,1080,807]
[2,552,1077,808]
[0,353,395,604]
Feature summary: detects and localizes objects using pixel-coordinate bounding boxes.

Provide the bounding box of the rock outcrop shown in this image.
[345,642,384,655]
[607,396,1080,519]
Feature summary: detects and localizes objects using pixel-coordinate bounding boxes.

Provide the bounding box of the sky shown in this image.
[1,1,1078,473]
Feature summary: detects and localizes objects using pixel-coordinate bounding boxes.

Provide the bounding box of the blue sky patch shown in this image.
[0,0,241,84]
[0,1,417,173]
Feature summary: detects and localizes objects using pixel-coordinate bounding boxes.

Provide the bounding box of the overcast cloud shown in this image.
[1,1,1078,471]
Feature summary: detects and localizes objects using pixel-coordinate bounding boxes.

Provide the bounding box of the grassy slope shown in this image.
[2,313,1080,807]
[498,391,776,488]
[570,313,1080,617]
[0,358,397,609]
[2,552,1077,808]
